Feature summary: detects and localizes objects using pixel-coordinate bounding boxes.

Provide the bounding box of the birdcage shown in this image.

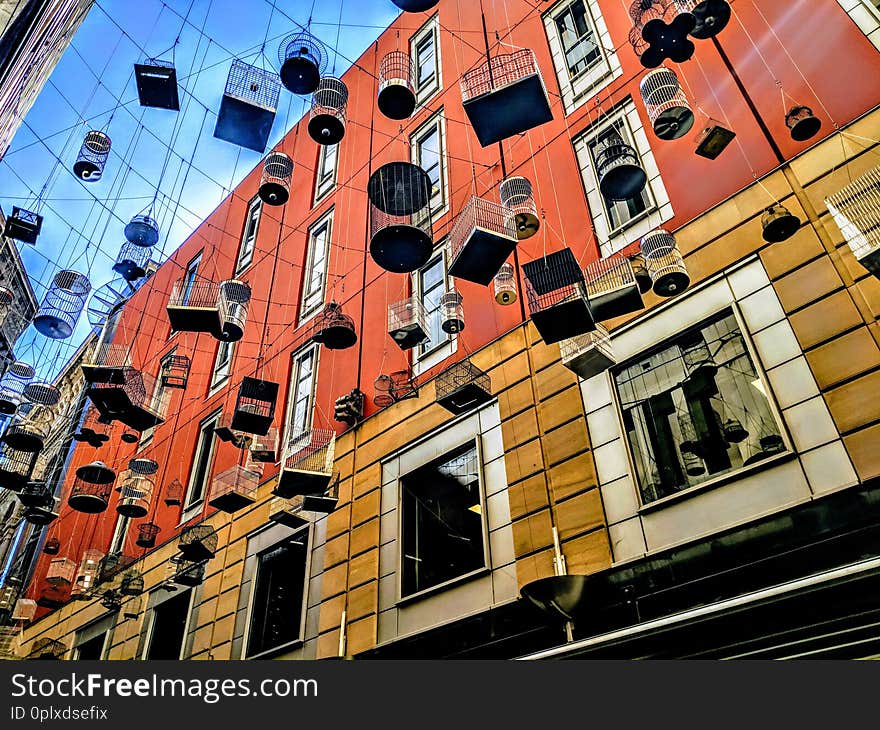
[119,570,144,597]
[695,119,736,159]
[43,536,60,555]
[117,473,154,518]
[276,428,335,498]
[46,557,76,586]
[214,60,281,152]
[826,165,880,277]
[26,636,68,658]
[627,254,654,295]
[309,77,348,145]
[178,524,217,561]
[23,496,58,525]
[23,380,60,407]
[159,354,189,389]
[369,164,434,273]
[162,478,184,507]
[583,255,644,322]
[681,334,717,381]
[214,412,251,447]
[0,361,33,414]
[134,58,180,110]
[33,270,90,339]
[388,298,429,350]
[440,290,465,334]
[112,241,151,281]
[378,51,416,120]
[12,598,37,621]
[16,481,52,507]
[67,478,112,514]
[374,370,417,408]
[278,30,326,95]
[218,279,251,342]
[209,465,259,513]
[230,377,278,436]
[99,588,122,612]
[461,48,553,147]
[81,342,130,385]
[639,67,694,140]
[785,105,822,142]
[172,558,206,587]
[0,286,13,330]
[761,204,801,243]
[596,134,648,201]
[640,229,691,296]
[312,302,358,350]
[499,176,540,240]
[392,0,439,11]
[128,456,158,475]
[122,594,143,620]
[628,0,696,69]
[73,130,111,182]
[4,206,43,244]
[259,151,294,206]
[71,550,103,599]
[677,0,731,39]
[136,522,160,548]
[166,279,222,334]
[269,478,339,528]
[435,359,492,415]
[2,411,50,452]
[87,367,163,431]
[0,446,37,490]
[722,417,749,443]
[493,262,518,305]
[448,196,518,285]
[124,213,160,247]
[249,428,279,463]
[523,248,595,345]
[36,584,66,609]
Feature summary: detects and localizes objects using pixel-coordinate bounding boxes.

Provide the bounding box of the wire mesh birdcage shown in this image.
[560,326,616,380]
[209,465,259,513]
[596,133,648,201]
[2,408,50,453]
[135,58,180,110]
[33,270,90,339]
[277,428,335,498]
[16,481,52,507]
[448,196,518,285]
[378,51,416,120]
[167,279,222,334]
[312,302,358,351]
[12,598,37,621]
[493,262,518,306]
[681,334,717,380]
[76,457,114,484]
[178,524,218,561]
[214,60,281,153]
[160,354,190,389]
[640,229,691,296]
[435,359,492,415]
[391,0,440,11]
[67,478,112,514]
[785,105,822,142]
[231,377,278,436]
[761,204,801,243]
[461,48,553,147]
[43,536,61,555]
[628,0,696,69]
[71,550,103,599]
[677,0,731,39]
[22,380,61,407]
[522,248,595,345]
[639,66,694,140]
[4,206,43,244]
[499,176,540,240]
[117,473,154,517]
[583,254,644,321]
[388,298,429,350]
[124,213,160,247]
[278,30,327,95]
[88,367,163,431]
[250,427,279,462]
[27,636,68,658]
[628,253,654,294]
[0,361,33,415]
[81,342,130,385]
[128,456,158,475]
[309,77,348,145]
[73,130,111,182]
[0,285,13,330]
[163,478,184,506]
[826,164,880,277]
[373,370,417,408]
[46,557,76,586]
[259,151,294,206]
[112,241,151,281]
[136,522,160,548]
[218,279,251,342]
[269,478,339,529]
[440,290,465,334]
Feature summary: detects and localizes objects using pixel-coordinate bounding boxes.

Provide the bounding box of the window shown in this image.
[410,15,440,102]
[144,590,191,660]
[416,253,448,357]
[411,113,447,215]
[179,253,202,307]
[400,441,487,598]
[211,340,234,390]
[285,345,317,444]
[184,412,220,509]
[236,198,261,273]
[246,531,309,657]
[300,211,332,321]
[141,351,176,444]
[314,143,338,202]
[74,633,106,660]
[613,311,787,506]
[108,513,130,556]
[555,0,602,78]
[73,618,113,660]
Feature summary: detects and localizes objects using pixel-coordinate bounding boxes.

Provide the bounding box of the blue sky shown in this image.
[0,0,401,377]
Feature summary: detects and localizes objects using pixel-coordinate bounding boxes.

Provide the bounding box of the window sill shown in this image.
[413,337,455,377]
[244,638,304,660]
[177,501,204,527]
[313,186,335,208]
[396,565,490,607]
[208,377,229,398]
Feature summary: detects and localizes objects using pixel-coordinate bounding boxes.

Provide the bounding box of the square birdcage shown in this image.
[583,255,644,322]
[178,524,217,562]
[435,359,492,415]
[214,60,280,153]
[134,59,180,111]
[81,342,131,385]
[523,248,596,345]
[269,478,339,528]
[45,557,76,586]
[826,164,880,278]
[231,377,278,436]
[87,367,164,431]
[208,465,259,513]
[172,558,206,587]
[276,428,335,499]
[4,206,43,244]
[448,196,518,285]
[560,326,616,380]
[461,49,553,147]
[160,355,190,389]
[388,298,429,350]
[36,583,68,609]
[27,637,67,659]
[250,427,279,462]
[12,598,37,621]
[167,279,223,334]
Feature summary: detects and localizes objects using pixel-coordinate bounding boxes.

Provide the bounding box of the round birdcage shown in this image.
[73,130,111,182]
[723,417,749,443]
[33,270,91,340]
[641,229,690,297]
[43,537,61,555]
[374,375,395,408]
[3,410,50,452]
[118,474,154,518]
[128,456,158,475]
[315,303,358,350]
[440,290,465,334]
[785,105,822,142]
[629,0,696,69]
[378,51,416,120]
[391,0,439,10]
[309,77,348,145]
[639,66,694,140]
[370,207,434,274]
[219,279,251,342]
[23,381,61,407]
[67,478,112,514]
[368,162,432,216]
[0,285,14,329]
[596,137,648,201]
[493,262,518,305]
[629,253,654,294]
[0,361,34,415]
[76,460,116,485]
[499,177,540,240]
[761,204,801,243]
[124,214,160,247]
[259,152,294,206]
[112,241,151,281]
[278,31,326,95]
[135,522,160,549]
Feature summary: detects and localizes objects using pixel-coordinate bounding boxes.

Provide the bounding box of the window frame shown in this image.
[210,340,235,392]
[169,252,202,338]
[140,349,177,445]
[108,513,131,556]
[73,617,113,660]
[283,344,320,449]
[181,410,222,515]
[236,197,262,274]
[410,111,448,219]
[313,143,338,204]
[299,209,334,324]
[410,14,442,105]
[141,588,195,660]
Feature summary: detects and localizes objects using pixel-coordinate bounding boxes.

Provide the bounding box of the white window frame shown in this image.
[181,410,221,518]
[574,99,673,257]
[299,210,333,324]
[410,111,449,220]
[543,0,621,114]
[314,143,338,204]
[411,245,457,376]
[837,1,880,50]
[140,350,176,445]
[108,513,131,556]
[236,197,261,274]
[141,589,195,660]
[210,340,235,392]
[410,14,441,105]
[284,344,320,447]
[73,620,111,660]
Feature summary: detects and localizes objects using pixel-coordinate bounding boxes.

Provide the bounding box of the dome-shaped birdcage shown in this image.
[0,285,14,329]
[112,241,151,281]
[0,445,37,490]
[723,417,749,443]
[785,105,822,142]
[278,30,327,95]
[259,152,294,206]
[493,262,518,305]
[117,473,154,518]
[761,204,801,243]
[640,228,690,296]
[440,290,465,334]
[312,302,358,350]
[128,456,158,475]
[17,481,52,507]
[218,279,251,342]
[136,522,160,548]
[120,570,144,597]
[124,214,160,247]
[309,77,348,145]
[23,381,61,407]
[67,478,112,514]
[678,0,731,40]
[75,460,116,485]
[629,0,696,69]
[639,66,694,140]
[178,524,218,561]
[164,478,184,506]
[378,51,416,120]
[2,408,51,453]
[73,130,111,182]
[596,134,648,201]
[43,536,61,555]
[391,0,440,11]
[499,176,540,240]
[0,361,34,415]
[369,197,434,274]
[33,270,91,339]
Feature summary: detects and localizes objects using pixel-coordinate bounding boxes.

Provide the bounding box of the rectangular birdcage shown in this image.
[87,367,164,432]
[448,196,518,285]
[583,255,644,322]
[172,558,206,587]
[36,583,67,609]
[27,637,68,660]
[134,59,180,111]
[435,359,492,415]
[0,626,19,659]
[208,465,260,514]
[160,355,190,389]
[178,524,217,562]
[250,427,279,463]
[826,164,880,278]
[81,342,130,384]
[214,60,281,153]
[388,298,429,350]
[45,557,76,586]
[461,49,553,147]
[560,326,616,380]
[167,279,223,334]
[4,206,43,244]
[522,248,596,345]
[231,377,278,436]
[276,428,336,499]
[71,550,103,599]
[269,478,339,528]
[12,598,37,622]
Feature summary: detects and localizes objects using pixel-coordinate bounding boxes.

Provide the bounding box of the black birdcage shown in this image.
[0,285,13,329]
[596,134,648,201]
[100,589,122,612]
[121,430,139,443]
[112,241,151,281]
[160,354,190,389]
[134,58,180,110]
[27,637,67,659]
[164,478,184,506]
[391,0,439,11]
[136,522,160,549]
[309,77,348,145]
[75,459,115,483]
[68,479,112,514]
[16,481,52,508]
[334,389,365,426]
[166,279,222,333]
[0,361,33,414]
[629,0,696,69]
[215,412,251,447]
[218,279,251,342]
[230,377,278,436]
[178,524,217,561]
[461,49,552,147]
[312,302,358,350]
[23,380,61,407]
[173,558,206,587]
[378,51,416,120]
[369,162,433,273]
[785,105,822,142]
[695,119,736,159]
[23,495,58,525]
[440,290,465,334]
[124,214,160,247]
[120,571,144,596]
[87,367,163,431]
[761,204,801,243]
[435,360,492,415]
[33,270,90,339]
[209,465,259,513]
[679,0,731,39]
[448,196,518,285]
[373,370,418,408]
[583,255,644,321]
[215,60,281,153]
[259,152,294,206]
[276,428,335,498]
[523,248,596,345]
[73,130,111,182]
[4,206,43,244]
[43,536,61,555]
[278,30,326,95]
